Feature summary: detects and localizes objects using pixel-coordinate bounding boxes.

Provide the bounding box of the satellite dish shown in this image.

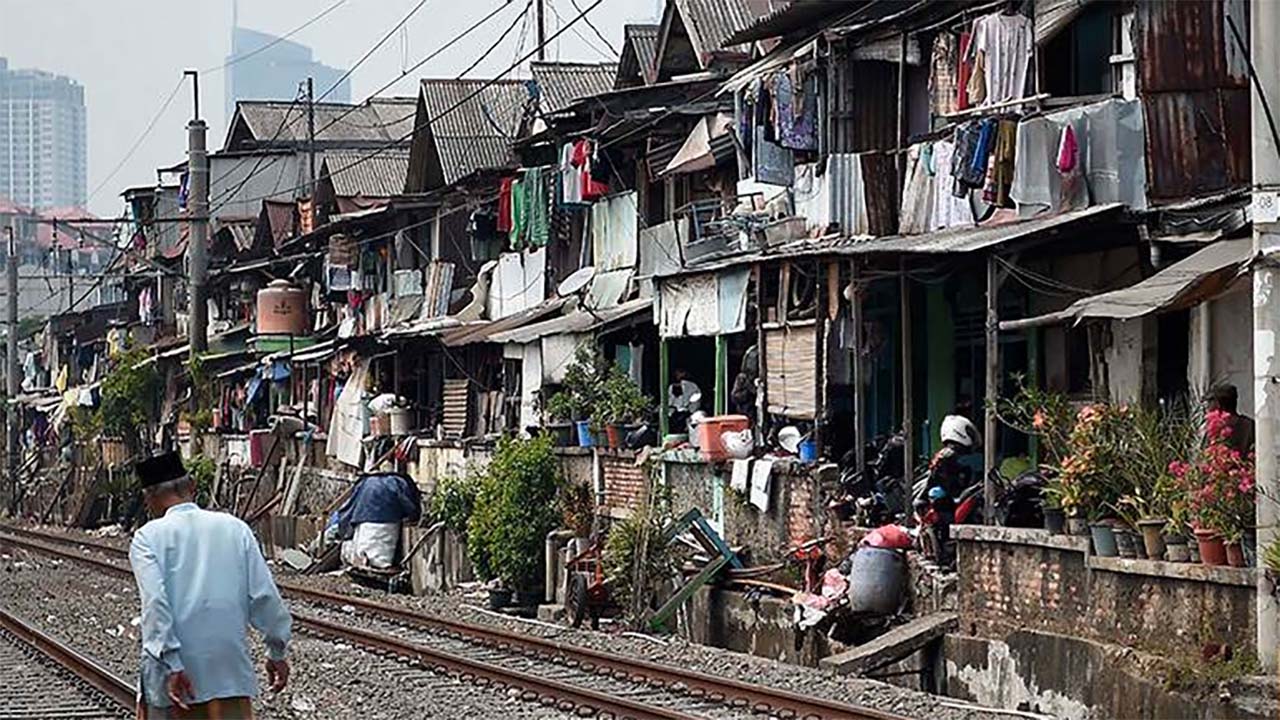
[557,266,596,298]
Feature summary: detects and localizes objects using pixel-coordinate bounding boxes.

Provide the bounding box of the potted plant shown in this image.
[542,391,578,447]
[595,367,652,450]
[1169,408,1256,567]
[550,345,612,448]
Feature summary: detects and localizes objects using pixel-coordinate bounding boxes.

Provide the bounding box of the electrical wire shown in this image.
[459,0,535,79]
[204,0,352,74]
[85,78,187,206]
[544,1,617,60]
[561,0,619,57]
[228,0,607,210]
[316,0,433,102]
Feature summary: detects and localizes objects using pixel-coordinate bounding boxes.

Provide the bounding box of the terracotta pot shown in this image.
[1194,528,1227,566]
[1138,519,1167,561]
[1225,542,1246,568]
[604,422,624,445]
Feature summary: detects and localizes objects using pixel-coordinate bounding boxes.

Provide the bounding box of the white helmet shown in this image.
[940,415,980,448]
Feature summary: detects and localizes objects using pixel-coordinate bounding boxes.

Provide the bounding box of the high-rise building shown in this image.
[0,58,88,211]
[225,27,350,120]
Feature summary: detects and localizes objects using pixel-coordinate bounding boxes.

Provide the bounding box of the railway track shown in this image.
[0,605,134,720]
[0,524,908,720]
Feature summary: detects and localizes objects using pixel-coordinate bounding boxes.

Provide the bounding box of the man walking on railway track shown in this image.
[130,451,292,719]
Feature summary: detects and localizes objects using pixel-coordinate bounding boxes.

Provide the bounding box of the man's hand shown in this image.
[266,658,290,692]
[165,671,194,710]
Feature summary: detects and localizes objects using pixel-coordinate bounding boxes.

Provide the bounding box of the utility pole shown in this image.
[6,223,18,504]
[306,77,316,198]
[185,69,209,356]
[535,0,547,61]
[1251,0,1280,673]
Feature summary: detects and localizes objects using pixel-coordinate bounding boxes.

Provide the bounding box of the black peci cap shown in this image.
[135,451,187,488]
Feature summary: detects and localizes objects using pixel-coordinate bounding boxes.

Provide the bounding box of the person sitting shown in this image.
[928,414,980,499]
[668,368,702,430]
[1207,384,1255,454]
[334,472,422,569]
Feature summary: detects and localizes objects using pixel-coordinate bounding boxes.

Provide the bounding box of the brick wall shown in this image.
[785,472,819,546]
[600,451,646,515]
[954,527,1255,658]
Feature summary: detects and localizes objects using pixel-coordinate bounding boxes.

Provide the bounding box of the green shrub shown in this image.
[428,464,483,534]
[186,453,216,506]
[467,436,563,589]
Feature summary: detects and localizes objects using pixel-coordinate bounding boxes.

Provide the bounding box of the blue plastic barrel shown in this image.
[846,547,907,616]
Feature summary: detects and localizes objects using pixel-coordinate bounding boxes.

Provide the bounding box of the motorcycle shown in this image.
[913,467,1047,563]
[827,433,918,526]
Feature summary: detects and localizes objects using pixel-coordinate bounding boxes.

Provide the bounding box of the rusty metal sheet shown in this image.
[1136,0,1247,94]
[829,52,897,153]
[1141,89,1250,203]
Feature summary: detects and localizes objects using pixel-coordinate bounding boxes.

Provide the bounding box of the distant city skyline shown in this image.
[225,26,351,122]
[0,57,87,211]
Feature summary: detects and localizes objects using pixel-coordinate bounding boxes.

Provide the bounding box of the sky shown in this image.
[0,0,661,216]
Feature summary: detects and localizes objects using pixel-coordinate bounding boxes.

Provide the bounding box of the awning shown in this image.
[439,297,571,347]
[1001,238,1253,331]
[487,298,652,345]
[657,204,1128,278]
[662,114,735,176]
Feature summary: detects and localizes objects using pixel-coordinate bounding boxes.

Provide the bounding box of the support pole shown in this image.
[984,255,999,524]
[754,265,768,436]
[1251,0,1280,673]
[659,337,670,439]
[306,77,316,199]
[900,258,914,502]
[185,70,209,356]
[714,335,728,416]
[6,224,17,507]
[850,259,866,477]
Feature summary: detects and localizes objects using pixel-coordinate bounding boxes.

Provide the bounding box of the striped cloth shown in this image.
[142,697,253,719]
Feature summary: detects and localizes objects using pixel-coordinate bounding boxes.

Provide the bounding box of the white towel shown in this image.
[750,459,774,512]
[730,458,751,493]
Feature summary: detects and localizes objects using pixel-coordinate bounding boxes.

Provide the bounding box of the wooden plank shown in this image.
[819,612,958,676]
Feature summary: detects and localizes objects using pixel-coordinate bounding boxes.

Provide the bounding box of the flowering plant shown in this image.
[1049,403,1131,519]
[1169,409,1256,542]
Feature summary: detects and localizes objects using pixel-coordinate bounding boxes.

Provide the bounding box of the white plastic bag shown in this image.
[345,522,399,569]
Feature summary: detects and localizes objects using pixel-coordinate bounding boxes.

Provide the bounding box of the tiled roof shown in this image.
[531,61,618,115]
[322,149,411,197]
[418,78,529,186]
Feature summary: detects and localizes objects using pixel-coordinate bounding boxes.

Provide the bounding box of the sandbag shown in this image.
[343,521,399,569]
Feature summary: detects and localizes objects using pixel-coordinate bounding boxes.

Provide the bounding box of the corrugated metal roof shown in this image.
[419,78,529,186]
[322,149,411,197]
[440,298,570,347]
[723,0,866,46]
[1002,238,1252,330]
[487,298,652,344]
[531,62,618,115]
[617,24,661,87]
[232,100,414,146]
[672,0,758,66]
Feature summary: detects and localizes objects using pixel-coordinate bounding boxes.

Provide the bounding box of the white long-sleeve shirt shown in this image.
[129,503,291,707]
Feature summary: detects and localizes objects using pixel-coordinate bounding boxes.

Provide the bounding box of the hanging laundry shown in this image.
[497,177,515,233]
[508,176,526,249]
[970,10,1033,105]
[573,139,609,200]
[525,166,551,248]
[986,119,1019,208]
[899,144,936,235]
[951,120,994,196]
[931,140,973,229]
[774,70,817,151]
[559,143,584,205]
[930,33,961,116]
[957,31,973,110]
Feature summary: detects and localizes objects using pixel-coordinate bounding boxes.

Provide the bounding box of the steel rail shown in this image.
[0,525,908,720]
[0,605,135,712]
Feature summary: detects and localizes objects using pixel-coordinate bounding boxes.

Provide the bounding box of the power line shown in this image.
[205,0,352,74]
[460,0,535,79]
[565,0,618,56]
[86,78,187,206]
[316,0,433,102]
[228,0,608,210]
[548,0,618,60]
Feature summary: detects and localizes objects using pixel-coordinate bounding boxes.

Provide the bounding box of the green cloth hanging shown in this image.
[509,177,526,250]
[526,166,550,248]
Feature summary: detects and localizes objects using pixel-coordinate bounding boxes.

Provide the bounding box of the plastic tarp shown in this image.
[326,358,370,468]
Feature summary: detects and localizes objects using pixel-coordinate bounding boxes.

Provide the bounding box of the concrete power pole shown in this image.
[1252,0,1280,673]
[6,224,18,502]
[186,70,209,356]
[535,0,546,61]
[306,77,316,199]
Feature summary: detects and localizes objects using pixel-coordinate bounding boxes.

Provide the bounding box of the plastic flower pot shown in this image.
[575,420,595,448]
[487,587,513,610]
[1165,540,1191,563]
[1115,530,1139,559]
[1138,519,1167,561]
[1225,542,1246,568]
[1043,508,1066,535]
[547,422,575,447]
[1090,523,1119,557]
[1194,528,1227,566]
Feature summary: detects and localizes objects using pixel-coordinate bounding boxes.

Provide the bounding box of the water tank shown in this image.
[845,547,907,616]
[256,280,309,335]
